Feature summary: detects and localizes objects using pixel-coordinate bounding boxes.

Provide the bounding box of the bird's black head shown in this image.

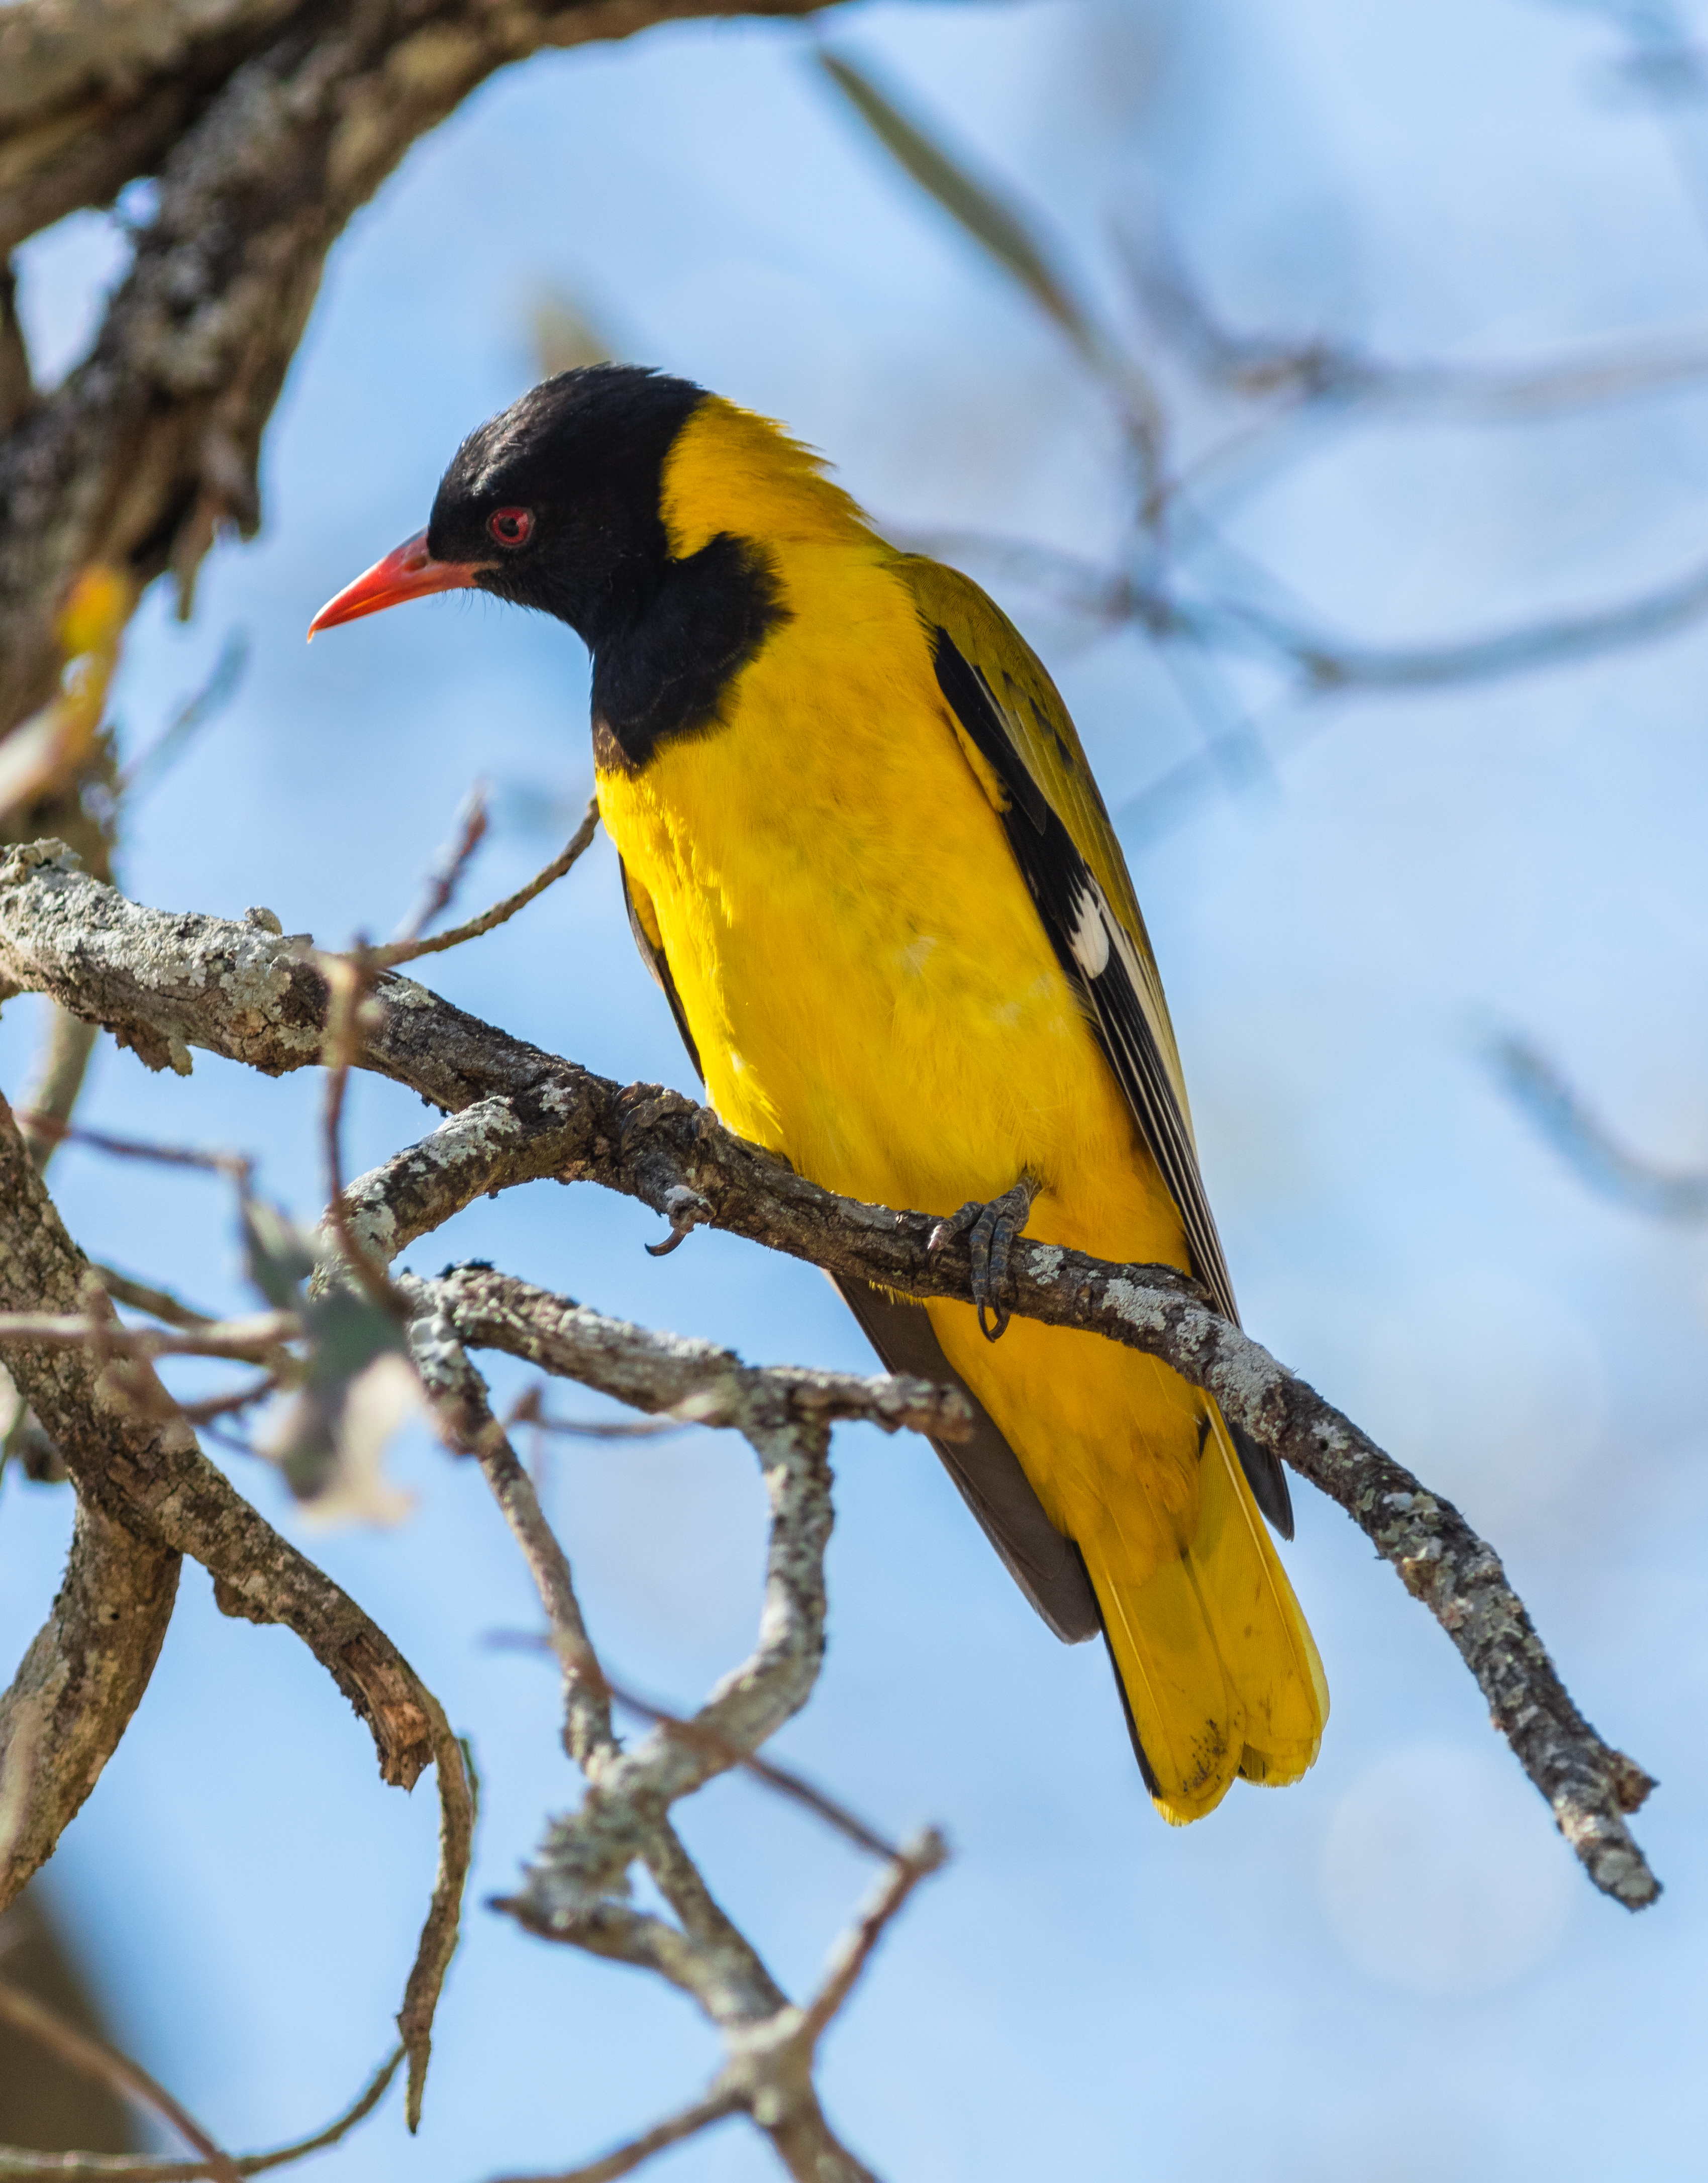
[428,366,707,644]
[310,362,797,772]
[310,365,708,650]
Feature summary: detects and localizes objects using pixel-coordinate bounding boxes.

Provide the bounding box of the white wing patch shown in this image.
[1067,882,1111,978]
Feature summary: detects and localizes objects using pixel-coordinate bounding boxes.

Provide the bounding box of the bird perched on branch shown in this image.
[311,364,1327,1821]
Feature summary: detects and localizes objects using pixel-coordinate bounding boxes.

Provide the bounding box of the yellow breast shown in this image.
[595,523,1183,1279]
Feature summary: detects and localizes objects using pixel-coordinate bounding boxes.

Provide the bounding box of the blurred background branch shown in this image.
[1490,1032,1708,1222]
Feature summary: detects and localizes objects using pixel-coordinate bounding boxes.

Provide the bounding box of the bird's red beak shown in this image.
[307,530,486,638]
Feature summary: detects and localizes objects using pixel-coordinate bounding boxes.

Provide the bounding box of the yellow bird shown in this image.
[312,366,1327,1820]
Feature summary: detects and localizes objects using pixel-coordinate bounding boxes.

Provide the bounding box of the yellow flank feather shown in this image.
[598,395,1327,1820]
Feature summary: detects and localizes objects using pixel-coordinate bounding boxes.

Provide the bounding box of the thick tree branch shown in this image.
[0,0,835,736]
[0,845,1660,1906]
[0,1494,179,1914]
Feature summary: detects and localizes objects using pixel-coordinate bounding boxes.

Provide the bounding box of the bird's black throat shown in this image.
[427,365,790,772]
[589,532,789,772]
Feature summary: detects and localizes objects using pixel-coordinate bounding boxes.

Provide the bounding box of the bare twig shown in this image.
[610,1676,910,1867]
[488,1635,909,1866]
[11,1106,249,1180]
[482,2089,743,2183]
[510,1398,693,1440]
[408,1300,613,1767]
[900,524,1708,701]
[112,630,249,808]
[368,796,600,970]
[0,2043,404,2181]
[1126,218,1708,421]
[177,1376,281,1425]
[315,951,403,1313]
[0,1307,296,1359]
[15,1009,98,1174]
[818,50,1166,504]
[0,1981,241,2183]
[391,786,491,949]
[794,1830,949,2047]
[91,1265,219,1330]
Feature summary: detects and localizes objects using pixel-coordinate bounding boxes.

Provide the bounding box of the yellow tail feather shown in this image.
[1083,1405,1328,1825]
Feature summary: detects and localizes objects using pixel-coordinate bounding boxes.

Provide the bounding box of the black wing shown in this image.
[928,629,1294,1540]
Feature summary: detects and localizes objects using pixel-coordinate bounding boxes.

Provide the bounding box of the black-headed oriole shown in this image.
[311,365,1328,1821]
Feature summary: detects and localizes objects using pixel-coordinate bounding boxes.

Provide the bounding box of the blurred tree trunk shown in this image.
[0,1887,135,2151]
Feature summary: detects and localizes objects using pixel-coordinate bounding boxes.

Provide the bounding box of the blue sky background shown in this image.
[4,0,1708,2175]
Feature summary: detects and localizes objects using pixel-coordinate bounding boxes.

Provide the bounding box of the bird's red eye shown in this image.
[487,507,533,547]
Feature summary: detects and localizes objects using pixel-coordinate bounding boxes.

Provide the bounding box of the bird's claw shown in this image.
[646,1183,711,1257]
[928,1176,1038,1341]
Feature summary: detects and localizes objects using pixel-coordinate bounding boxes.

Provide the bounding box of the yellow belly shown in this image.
[595,538,1200,1577]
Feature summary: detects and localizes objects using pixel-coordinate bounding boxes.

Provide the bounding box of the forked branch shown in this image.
[0,845,1659,1906]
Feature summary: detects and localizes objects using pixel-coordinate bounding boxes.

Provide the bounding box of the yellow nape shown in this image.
[659,395,872,559]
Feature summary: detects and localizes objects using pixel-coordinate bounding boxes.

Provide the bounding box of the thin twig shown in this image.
[113,629,249,806]
[612,1681,906,1864]
[316,953,403,1313]
[12,1109,250,1181]
[369,798,599,970]
[15,1010,98,1176]
[795,1829,949,2047]
[92,1266,219,1330]
[178,1376,281,1426]
[415,1323,615,1767]
[506,1382,697,1441]
[0,1309,296,1360]
[482,2088,743,2183]
[391,784,490,948]
[0,1980,242,2183]
[0,2044,404,2181]
[488,1633,907,1863]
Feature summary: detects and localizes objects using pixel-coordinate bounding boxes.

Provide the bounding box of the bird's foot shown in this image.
[646,1183,712,1257]
[928,1175,1039,1342]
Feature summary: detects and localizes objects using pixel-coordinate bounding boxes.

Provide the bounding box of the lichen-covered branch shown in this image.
[416,1265,975,1444]
[0,1090,472,2119]
[0,0,834,738]
[408,1308,792,2029]
[0,841,1660,1905]
[454,1303,942,2181]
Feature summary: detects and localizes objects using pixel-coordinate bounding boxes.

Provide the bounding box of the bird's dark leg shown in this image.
[928,1174,1040,1342]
